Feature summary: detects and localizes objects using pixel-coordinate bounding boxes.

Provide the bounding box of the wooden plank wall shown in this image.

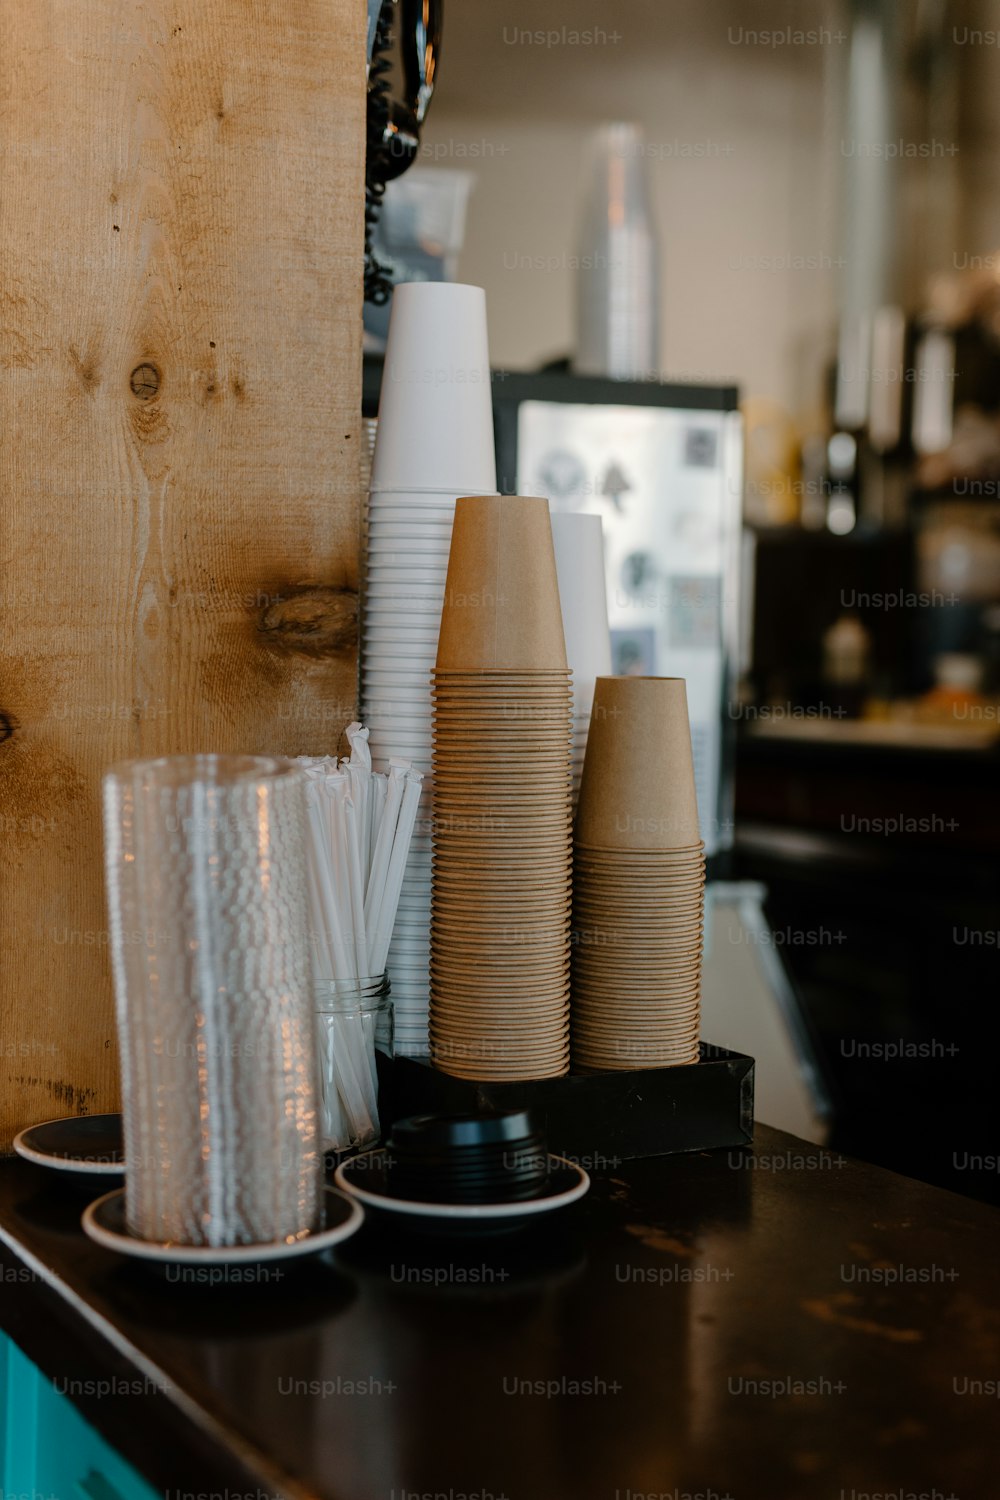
[0,1,364,1146]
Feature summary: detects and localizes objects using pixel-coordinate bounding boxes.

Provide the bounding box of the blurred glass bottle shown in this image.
[574,123,660,381]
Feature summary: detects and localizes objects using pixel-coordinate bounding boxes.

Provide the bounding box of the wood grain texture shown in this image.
[0,0,364,1146]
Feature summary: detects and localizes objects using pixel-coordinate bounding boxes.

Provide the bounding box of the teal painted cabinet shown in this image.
[0,1330,159,1500]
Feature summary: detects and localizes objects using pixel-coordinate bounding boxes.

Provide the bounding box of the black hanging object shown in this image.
[364,0,444,306]
[364,0,395,306]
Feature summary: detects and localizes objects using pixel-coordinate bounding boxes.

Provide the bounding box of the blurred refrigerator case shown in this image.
[493,372,743,874]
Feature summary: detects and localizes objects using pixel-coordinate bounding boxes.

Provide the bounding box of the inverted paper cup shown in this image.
[573,1019,700,1039]
[573,994,701,1015]
[365,593,447,615]
[433,906,571,926]
[431,988,570,1010]
[550,512,613,712]
[575,972,703,991]
[434,721,572,738]
[367,565,450,583]
[433,961,571,981]
[574,874,706,894]
[575,677,701,851]
[364,701,436,717]
[430,1047,571,1071]
[362,679,433,696]
[431,1004,570,1024]
[432,895,572,915]
[575,1034,700,1053]
[433,751,572,769]
[430,1022,569,1043]
[434,786,571,802]
[430,1039,570,1062]
[436,496,568,672]
[432,800,572,819]
[430,1029,570,1051]
[573,1048,699,1063]
[573,891,706,911]
[573,923,704,944]
[433,717,571,731]
[433,850,570,870]
[366,545,450,564]
[572,953,704,974]
[363,678,434,694]
[431,948,569,972]
[574,841,705,861]
[431,1022,569,1040]
[432,932,570,951]
[367,549,451,567]
[368,515,457,531]
[429,1057,570,1077]
[432,836,571,854]
[573,949,703,971]
[572,926,705,946]
[432,753,572,770]
[576,916,703,943]
[573,875,706,892]
[370,284,497,494]
[432,1007,570,1027]
[433,917,571,936]
[433,952,571,973]
[572,1022,700,1041]
[432,1058,570,1082]
[368,492,465,514]
[363,638,440,653]
[433,673,573,687]
[573,1052,698,1073]
[433,706,573,722]
[573,1042,701,1064]
[431,981,570,1003]
[431,882,569,906]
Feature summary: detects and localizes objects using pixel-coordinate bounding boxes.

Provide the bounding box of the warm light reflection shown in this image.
[257,784,271,890]
[608,154,625,228]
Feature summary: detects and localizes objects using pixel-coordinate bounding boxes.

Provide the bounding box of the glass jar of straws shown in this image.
[315,974,393,1152]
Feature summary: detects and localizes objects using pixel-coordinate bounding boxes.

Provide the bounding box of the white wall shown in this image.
[420,0,847,416]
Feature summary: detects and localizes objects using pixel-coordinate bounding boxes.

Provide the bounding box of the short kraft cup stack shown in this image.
[361,282,498,1057]
[572,676,705,1072]
[549,513,612,807]
[430,495,573,1081]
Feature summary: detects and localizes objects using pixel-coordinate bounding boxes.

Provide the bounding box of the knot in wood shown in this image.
[130,363,161,400]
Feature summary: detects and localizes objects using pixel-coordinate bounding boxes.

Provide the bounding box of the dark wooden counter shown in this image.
[1,1126,997,1500]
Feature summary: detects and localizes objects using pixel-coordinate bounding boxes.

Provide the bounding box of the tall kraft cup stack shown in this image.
[361,283,499,1056]
[549,513,612,806]
[430,496,573,1080]
[572,677,705,1072]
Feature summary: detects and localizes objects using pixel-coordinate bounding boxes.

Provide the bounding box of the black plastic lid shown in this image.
[390,1110,539,1151]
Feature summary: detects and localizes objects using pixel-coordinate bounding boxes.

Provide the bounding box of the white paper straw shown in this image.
[295,737,424,1148]
[343,791,369,977]
[369,768,424,975]
[306,858,336,980]
[363,759,407,935]
[305,786,352,981]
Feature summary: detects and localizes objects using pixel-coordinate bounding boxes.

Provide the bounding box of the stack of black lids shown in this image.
[386,1110,550,1204]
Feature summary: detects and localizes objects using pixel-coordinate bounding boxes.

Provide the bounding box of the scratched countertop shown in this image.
[1,1125,997,1500]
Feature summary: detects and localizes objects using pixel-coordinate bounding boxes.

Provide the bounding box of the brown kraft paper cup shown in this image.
[575,676,701,851]
[436,496,569,672]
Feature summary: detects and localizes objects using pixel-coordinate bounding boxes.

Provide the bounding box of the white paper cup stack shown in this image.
[360,283,498,1056]
[572,676,705,1072]
[550,513,612,805]
[430,496,573,1080]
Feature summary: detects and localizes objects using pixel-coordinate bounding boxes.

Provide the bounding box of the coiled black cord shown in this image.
[365,0,394,305]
